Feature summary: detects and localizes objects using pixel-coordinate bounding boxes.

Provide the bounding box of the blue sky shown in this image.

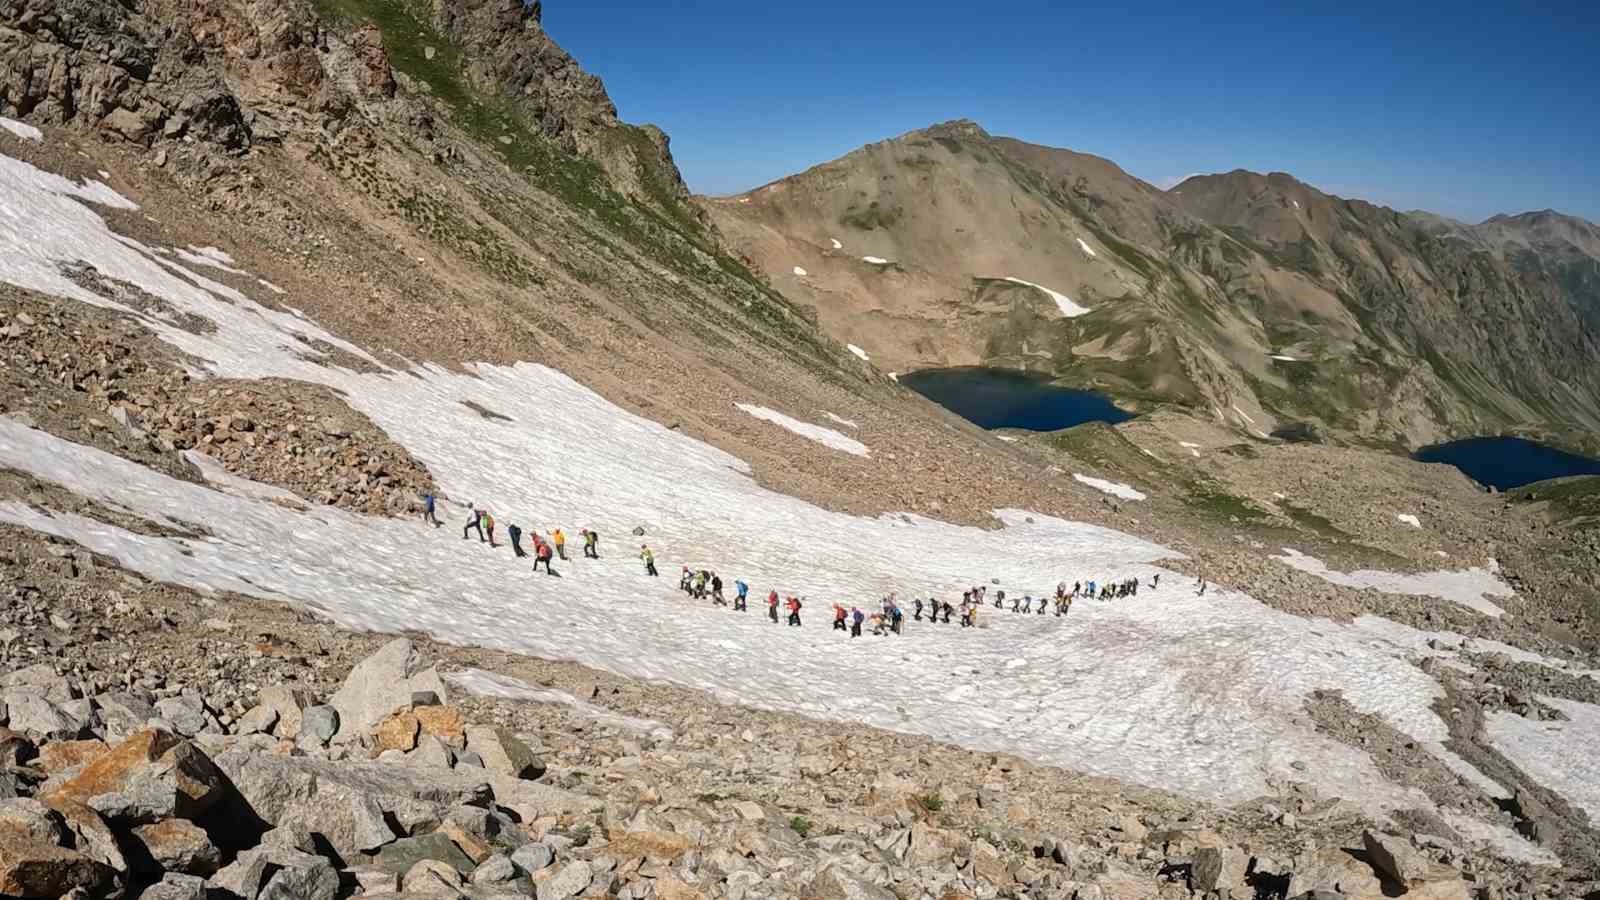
[544,1,1599,223]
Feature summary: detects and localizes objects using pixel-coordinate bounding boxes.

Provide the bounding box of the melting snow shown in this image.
[1003,277,1090,317]
[257,279,286,295]
[1073,474,1146,501]
[1270,354,1299,362]
[846,343,870,361]
[1442,812,1560,866]
[792,266,808,277]
[1292,200,1301,209]
[1397,514,1422,528]
[822,412,859,429]
[862,256,890,265]
[997,435,1018,443]
[1273,548,1510,617]
[735,403,870,457]
[830,238,843,250]
[0,146,1587,846]
[1486,698,1600,824]
[0,117,42,142]
[887,372,899,382]
[1231,404,1257,425]
[447,668,674,740]
[1076,238,1098,258]
[176,246,248,275]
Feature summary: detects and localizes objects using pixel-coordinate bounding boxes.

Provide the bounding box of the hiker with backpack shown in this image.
[640,545,658,576]
[508,523,527,558]
[422,492,441,527]
[768,590,780,623]
[463,506,484,542]
[786,596,802,626]
[734,579,749,611]
[582,529,599,558]
[532,534,556,575]
[553,528,568,560]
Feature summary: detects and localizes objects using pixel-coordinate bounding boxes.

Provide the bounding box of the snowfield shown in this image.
[822,411,859,429]
[735,403,869,457]
[0,147,1589,849]
[1076,238,1097,258]
[792,266,808,277]
[1398,513,1422,528]
[846,343,870,361]
[1273,548,1510,617]
[862,256,890,265]
[1073,474,1146,501]
[0,116,42,142]
[1004,276,1090,317]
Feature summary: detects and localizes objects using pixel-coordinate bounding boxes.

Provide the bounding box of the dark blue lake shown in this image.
[1414,437,1600,490]
[902,367,1134,431]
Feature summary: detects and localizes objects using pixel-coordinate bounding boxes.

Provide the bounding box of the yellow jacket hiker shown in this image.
[639,544,658,577]
[553,528,567,560]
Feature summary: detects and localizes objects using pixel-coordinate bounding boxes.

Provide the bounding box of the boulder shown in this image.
[2,693,79,740]
[510,842,555,874]
[141,872,207,900]
[1192,846,1250,894]
[1288,845,1383,898]
[800,867,895,900]
[472,853,526,891]
[94,693,157,742]
[370,831,476,876]
[43,799,126,876]
[256,849,339,900]
[129,819,221,876]
[154,697,220,738]
[213,750,494,860]
[36,740,108,775]
[0,820,114,898]
[348,866,400,895]
[465,726,544,780]
[408,734,456,770]
[373,709,421,753]
[298,706,339,746]
[0,728,34,767]
[44,730,225,825]
[0,799,66,846]
[328,639,449,742]
[403,858,466,895]
[441,818,492,864]
[2,666,75,704]
[236,705,279,736]
[256,686,315,740]
[534,859,592,900]
[1362,830,1428,890]
[415,705,467,749]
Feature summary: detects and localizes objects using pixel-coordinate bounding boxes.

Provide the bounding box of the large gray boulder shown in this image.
[465,726,545,780]
[328,639,449,742]
[1362,830,1428,890]
[213,750,493,860]
[2,692,79,741]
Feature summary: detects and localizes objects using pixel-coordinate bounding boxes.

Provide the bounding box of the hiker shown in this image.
[695,570,709,600]
[640,545,658,576]
[735,580,749,611]
[508,523,526,558]
[482,510,496,547]
[1151,573,1160,590]
[533,536,556,575]
[871,612,888,636]
[462,506,484,542]
[422,492,441,527]
[995,589,1005,610]
[1197,579,1207,596]
[913,598,924,621]
[1021,595,1031,614]
[833,604,848,632]
[581,529,599,558]
[941,601,954,624]
[850,607,864,638]
[890,603,904,634]
[786,596,803,627]
[711,573,726,606]
[679,567,693,594]
[768,590,780,623]
[553,528,568,560]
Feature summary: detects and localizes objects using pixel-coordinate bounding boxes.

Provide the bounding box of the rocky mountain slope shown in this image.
[702,121,1600,449]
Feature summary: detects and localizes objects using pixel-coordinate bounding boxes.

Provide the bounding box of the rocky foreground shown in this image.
[0,521,1579,900]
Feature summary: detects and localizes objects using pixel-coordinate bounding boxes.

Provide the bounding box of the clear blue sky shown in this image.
[543,1,1600,223]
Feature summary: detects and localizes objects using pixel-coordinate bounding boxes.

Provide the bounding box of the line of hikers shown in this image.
[427,494,1164,630]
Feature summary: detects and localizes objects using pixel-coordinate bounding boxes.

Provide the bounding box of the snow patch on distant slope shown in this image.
[792,266,808,277]
[1273,548,1509,617]
[447,668,674,740]
[830,238,843,250]
[847,344,870,361]
[1076,238,1098,258]
[1004,277,1090,317]
[1074,474,1146,501]
[862,256,890,266]
[736,403,870,457]
[1397,514,1422,528]
[0,117,42,142]
[1271,354,1300,362]
[258,279,286,295]
[822,412,859,429]
[176,246,248,275]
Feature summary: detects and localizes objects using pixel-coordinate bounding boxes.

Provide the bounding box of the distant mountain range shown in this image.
[700,120,1600,448]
